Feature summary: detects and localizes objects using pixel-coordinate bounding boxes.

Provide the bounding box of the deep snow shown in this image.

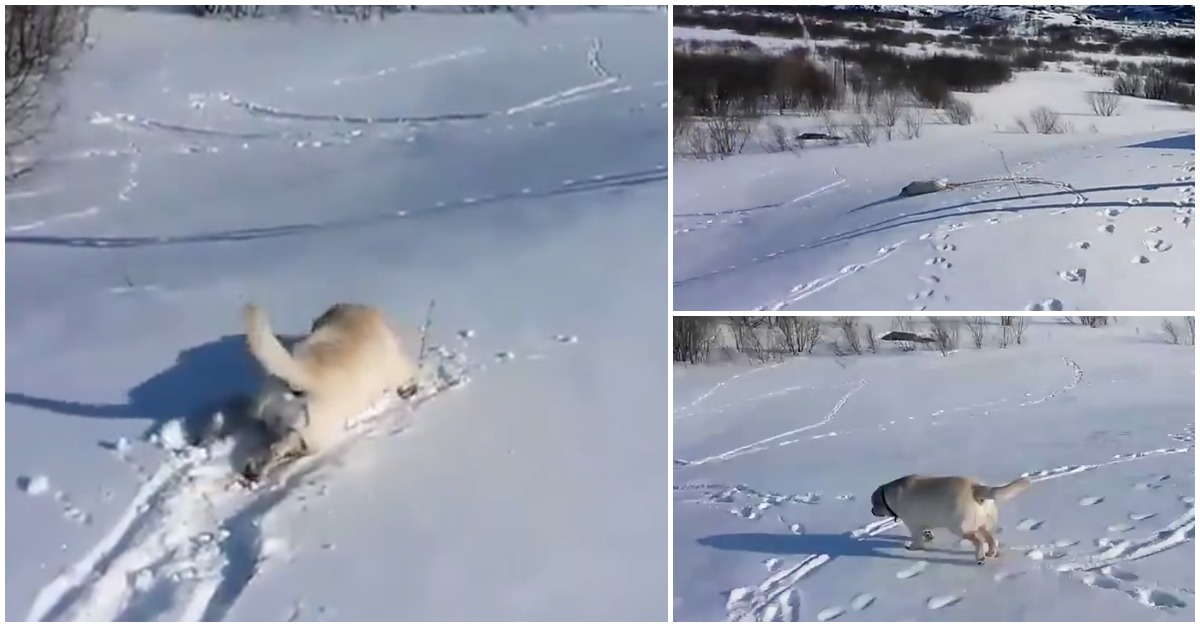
[673,28,1195,312]
[6,8,667,621]
[674,318,1195,621]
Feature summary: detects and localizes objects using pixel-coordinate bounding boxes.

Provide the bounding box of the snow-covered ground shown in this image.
[673,33,1195,312]
[6,8,667,621]
[674,318,1195,621]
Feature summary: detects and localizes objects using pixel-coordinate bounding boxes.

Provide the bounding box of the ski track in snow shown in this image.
[678,355,1083,467]
[9,36,667,236]
[23,331,581,621]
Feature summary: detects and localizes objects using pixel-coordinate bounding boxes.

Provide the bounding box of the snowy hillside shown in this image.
[674,318,1195,621]
[6,7,666,621]
[673,9,1194,311]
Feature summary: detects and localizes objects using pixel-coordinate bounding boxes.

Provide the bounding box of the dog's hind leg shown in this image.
[979,527,1000,558]
[243,430,308,482]
[962,531,987,564]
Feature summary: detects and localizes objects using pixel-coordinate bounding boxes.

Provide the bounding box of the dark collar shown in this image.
[880,489,899,519]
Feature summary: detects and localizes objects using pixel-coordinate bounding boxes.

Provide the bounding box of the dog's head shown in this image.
[870,478,903,519]
[252,377,310,438]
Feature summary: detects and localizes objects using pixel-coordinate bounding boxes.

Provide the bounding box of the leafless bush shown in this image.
[873,91,902,141]
[1078,316,1109,328]
[761,122,801,154]
[901,106,925,139]
[1086,91,1121,117]
[966,316,987,348]
[674,317,717,363]
[926,317,959,356]
[1014,116,1030,134]
[836,317,862,355]
[1012,316,1029,344]
[1112,73,1140,96]
[865,324,877,353]
[190,6,263,18]
[848,115,877,146]
[819,109,842,143]
[1029,106,1065,134]
[730,316,770,363]
[940,98,974,125]
[1187,316,1196,346]
[5,6,90,179]
[705,104,754,158]
[1162,318,1180,345]
[998,316,1012,348]
[776,317,822,354]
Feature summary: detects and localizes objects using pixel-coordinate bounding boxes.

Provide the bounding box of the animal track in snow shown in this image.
[1127,196,1149,206]
[1058,268,1087,283]
[1054,538,1080,548]
[925,257,946,266]
[1016,518,1043,531]
[1099,224,1116,234]
[919,275,940,284]
[1025,298,1064,312]
[1143,239,1172,253]
[1071,241,1091,250]
[926,594,961,610]
[1107,523,1136,533]
[850,593,875,611]
[1129,512,1157,521]
[896,560,928,579]
[1131,255,1150,264]
[1102,208,1124,217]
[1080,496,1104,506]
[816,606,845,621]
[1145,226,1162,233]
[936,243,956,252]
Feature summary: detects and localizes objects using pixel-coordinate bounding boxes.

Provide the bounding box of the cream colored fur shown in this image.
[870,474,1031,564]
[243,302,418,477]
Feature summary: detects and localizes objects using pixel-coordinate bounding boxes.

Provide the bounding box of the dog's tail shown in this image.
[244,303,313,392]
[972,477,1032,503]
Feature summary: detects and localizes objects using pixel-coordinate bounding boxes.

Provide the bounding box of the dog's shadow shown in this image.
[5,333,304,468]
[698,532,971,566]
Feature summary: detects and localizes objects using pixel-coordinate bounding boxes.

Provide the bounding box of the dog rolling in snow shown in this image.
[242,302,419,481]
[870,474,1031,564]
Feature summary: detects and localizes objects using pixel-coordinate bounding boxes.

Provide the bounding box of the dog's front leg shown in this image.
[905,526,930,550]
[243,430,308,482]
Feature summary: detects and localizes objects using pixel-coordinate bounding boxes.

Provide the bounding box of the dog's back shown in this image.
[887,475,1027,535]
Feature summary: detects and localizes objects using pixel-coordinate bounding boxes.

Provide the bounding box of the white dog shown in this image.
[870,474,1031,564]
[241,302,419,480]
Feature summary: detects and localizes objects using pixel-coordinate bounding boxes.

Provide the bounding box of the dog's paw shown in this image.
[397,383,419,399]
[922,530,934,542]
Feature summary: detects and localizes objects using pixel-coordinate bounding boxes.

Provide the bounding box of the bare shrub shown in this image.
[1086,91,1121,117]
[998,316,1012,348]
[705,103,754,158]
[730,316,770,363]
[940,97,974,125]
[836,317,862,355]
[926,317,959,356]
[901,106,925,139]
[1029,106,1065,134]
[1014,116,1030,134]
[674,317,717,363]
[777,317,822,354]
[682,122,710,160]
[1012,316,1029,344]
[761,122,800,154]
[1078,316,1109,328]
[865,324,877,353]
[873,91,902,141]
[5,6,90,179]
[819,109,842,143]
[848,115,877,146]
[966,316,987,348]
[1186,316,1196,346]
[1112,73,1140,96]
[1162,318,1180,345]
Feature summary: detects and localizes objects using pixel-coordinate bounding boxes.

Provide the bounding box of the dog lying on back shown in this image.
[870,474,1032,564]
[241,302,419,480]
